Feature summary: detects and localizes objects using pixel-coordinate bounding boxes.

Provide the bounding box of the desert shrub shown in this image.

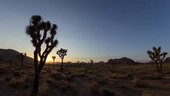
[64,71,72,75]
[109,69,117,73]
[126,73,134,79]
[90,82,114,96]
[9,78,23,87]
[111,73,128,79]
[51,72,63,80]
[48,80,58,89]
[90,82,101,96]
[60,80,72,92]
[132,77,141,87]
[132,77,147,87]
[62,75,74,82]
[8,74,28,87]
[46,79,52,84]
[97,79,107,85]
[101,88,114,96]
[13,71,21,77]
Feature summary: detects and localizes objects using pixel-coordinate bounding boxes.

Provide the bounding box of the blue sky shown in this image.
[0,0,170,62]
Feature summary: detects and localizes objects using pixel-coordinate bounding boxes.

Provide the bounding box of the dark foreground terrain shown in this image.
[0,62,170,96]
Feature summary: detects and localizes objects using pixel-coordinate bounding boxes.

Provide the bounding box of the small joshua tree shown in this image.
[147,46,167,73]
[19,53,26,69]
[57,48,67,72]
[52,56,56,69]
[26,15,58,96]
[90,59,93,68]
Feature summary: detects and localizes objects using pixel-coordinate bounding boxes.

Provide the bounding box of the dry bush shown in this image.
[51,72,63,80]
[90,82,101,95]
[111,73,128,79]
[132,77,147,87]
[90,81,114,96]
[13,71,21,77]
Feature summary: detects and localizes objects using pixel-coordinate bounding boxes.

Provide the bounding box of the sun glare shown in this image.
[46,56,53,62]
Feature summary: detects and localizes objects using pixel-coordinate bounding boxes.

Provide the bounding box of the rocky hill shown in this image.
[107,57,136,65]
[0,49,33,64]
[164,57,170,63]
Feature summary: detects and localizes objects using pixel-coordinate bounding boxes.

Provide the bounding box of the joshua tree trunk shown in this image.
[32,70,40,96]
[53,60,55,69]
[31,51,39,96]
[155,61,160,73]
[160,61,163,73]
[61,58,63,72]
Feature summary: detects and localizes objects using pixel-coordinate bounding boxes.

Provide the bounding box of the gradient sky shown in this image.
[0,0,170,62]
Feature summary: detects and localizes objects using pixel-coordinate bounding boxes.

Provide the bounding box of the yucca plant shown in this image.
[52,56,56,69]
[26,15,58,96]
[147,46,167,73]
[57,48,67,72]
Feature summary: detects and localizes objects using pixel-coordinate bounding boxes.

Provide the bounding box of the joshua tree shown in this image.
[90,59,93,68]
[52,56,56,68]
[26,15,58,96]
[57,48,67,72]
[147,46,167,73]
[19,53,26,69]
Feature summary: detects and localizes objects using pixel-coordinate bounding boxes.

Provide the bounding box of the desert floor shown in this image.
[0,63,170,96]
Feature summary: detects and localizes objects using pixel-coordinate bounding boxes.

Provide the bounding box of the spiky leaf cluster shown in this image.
[26,15,58,51]
[57,48,67,59]
[147,46,167,62]
[52,56,56,60]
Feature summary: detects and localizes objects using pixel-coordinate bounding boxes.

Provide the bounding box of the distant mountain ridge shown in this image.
[163,57,170,63]
[0,48,33,64]
[107,57,136,64]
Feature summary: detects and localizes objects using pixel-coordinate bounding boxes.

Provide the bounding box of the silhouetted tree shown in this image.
[57,48,67,72]
[26,15,58,96]
[147,46,167,73]
[90,59,93,68]
[19,53,26,69]
[52,56,56,69]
